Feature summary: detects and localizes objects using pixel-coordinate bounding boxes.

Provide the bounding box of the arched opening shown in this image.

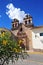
[17,30,29,50]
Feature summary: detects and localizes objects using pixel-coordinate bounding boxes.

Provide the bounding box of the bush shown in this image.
[0,31,27,65]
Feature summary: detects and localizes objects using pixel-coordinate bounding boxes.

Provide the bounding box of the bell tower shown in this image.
[12,19,19,30]
[23,14,34,27]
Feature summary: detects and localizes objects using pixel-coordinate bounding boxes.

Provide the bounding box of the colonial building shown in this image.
[11,14,43,52]
[0,14,43,52]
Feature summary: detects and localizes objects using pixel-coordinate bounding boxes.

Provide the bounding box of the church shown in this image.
[11,14,43,52]
[0,14,43,52]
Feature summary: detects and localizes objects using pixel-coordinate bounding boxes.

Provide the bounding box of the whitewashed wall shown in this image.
[32,28,43,49]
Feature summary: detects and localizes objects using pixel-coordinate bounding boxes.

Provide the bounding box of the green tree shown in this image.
[0,31,27,65]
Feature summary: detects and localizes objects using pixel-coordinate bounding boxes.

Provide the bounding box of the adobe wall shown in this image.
[22,24,33,50]
[11,24,33,51]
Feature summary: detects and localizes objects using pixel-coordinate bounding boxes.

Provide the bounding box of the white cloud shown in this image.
[6,3,26,23]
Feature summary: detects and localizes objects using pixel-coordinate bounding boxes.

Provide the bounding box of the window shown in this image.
[40,33,43,36]
[12,24,14,28]
[20,27,23,31]
[25,21,27,24]
[28,20,30,23]
[15,23,18,27]
[15,23,17,27]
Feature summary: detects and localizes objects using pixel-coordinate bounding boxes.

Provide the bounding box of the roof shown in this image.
[0,28,11,35]
[0,28,10,31]
[25,14,32,18]
[12,19,19,23]
[31,26,43,29]
[23,14,32,20]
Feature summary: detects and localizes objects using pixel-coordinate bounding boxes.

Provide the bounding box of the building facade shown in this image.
[0,15,43,52]
[11,14,43,52]
[32,27,43,52]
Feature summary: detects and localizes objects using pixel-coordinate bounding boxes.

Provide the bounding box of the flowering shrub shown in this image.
[18,39,25,50]
[18,39,23,45]
[0,31,26,65]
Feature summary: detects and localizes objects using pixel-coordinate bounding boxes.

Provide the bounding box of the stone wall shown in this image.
[22,24,33,50]
[11,24,33,51]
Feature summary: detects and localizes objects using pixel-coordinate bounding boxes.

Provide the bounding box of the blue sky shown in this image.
[0,0,43,29]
